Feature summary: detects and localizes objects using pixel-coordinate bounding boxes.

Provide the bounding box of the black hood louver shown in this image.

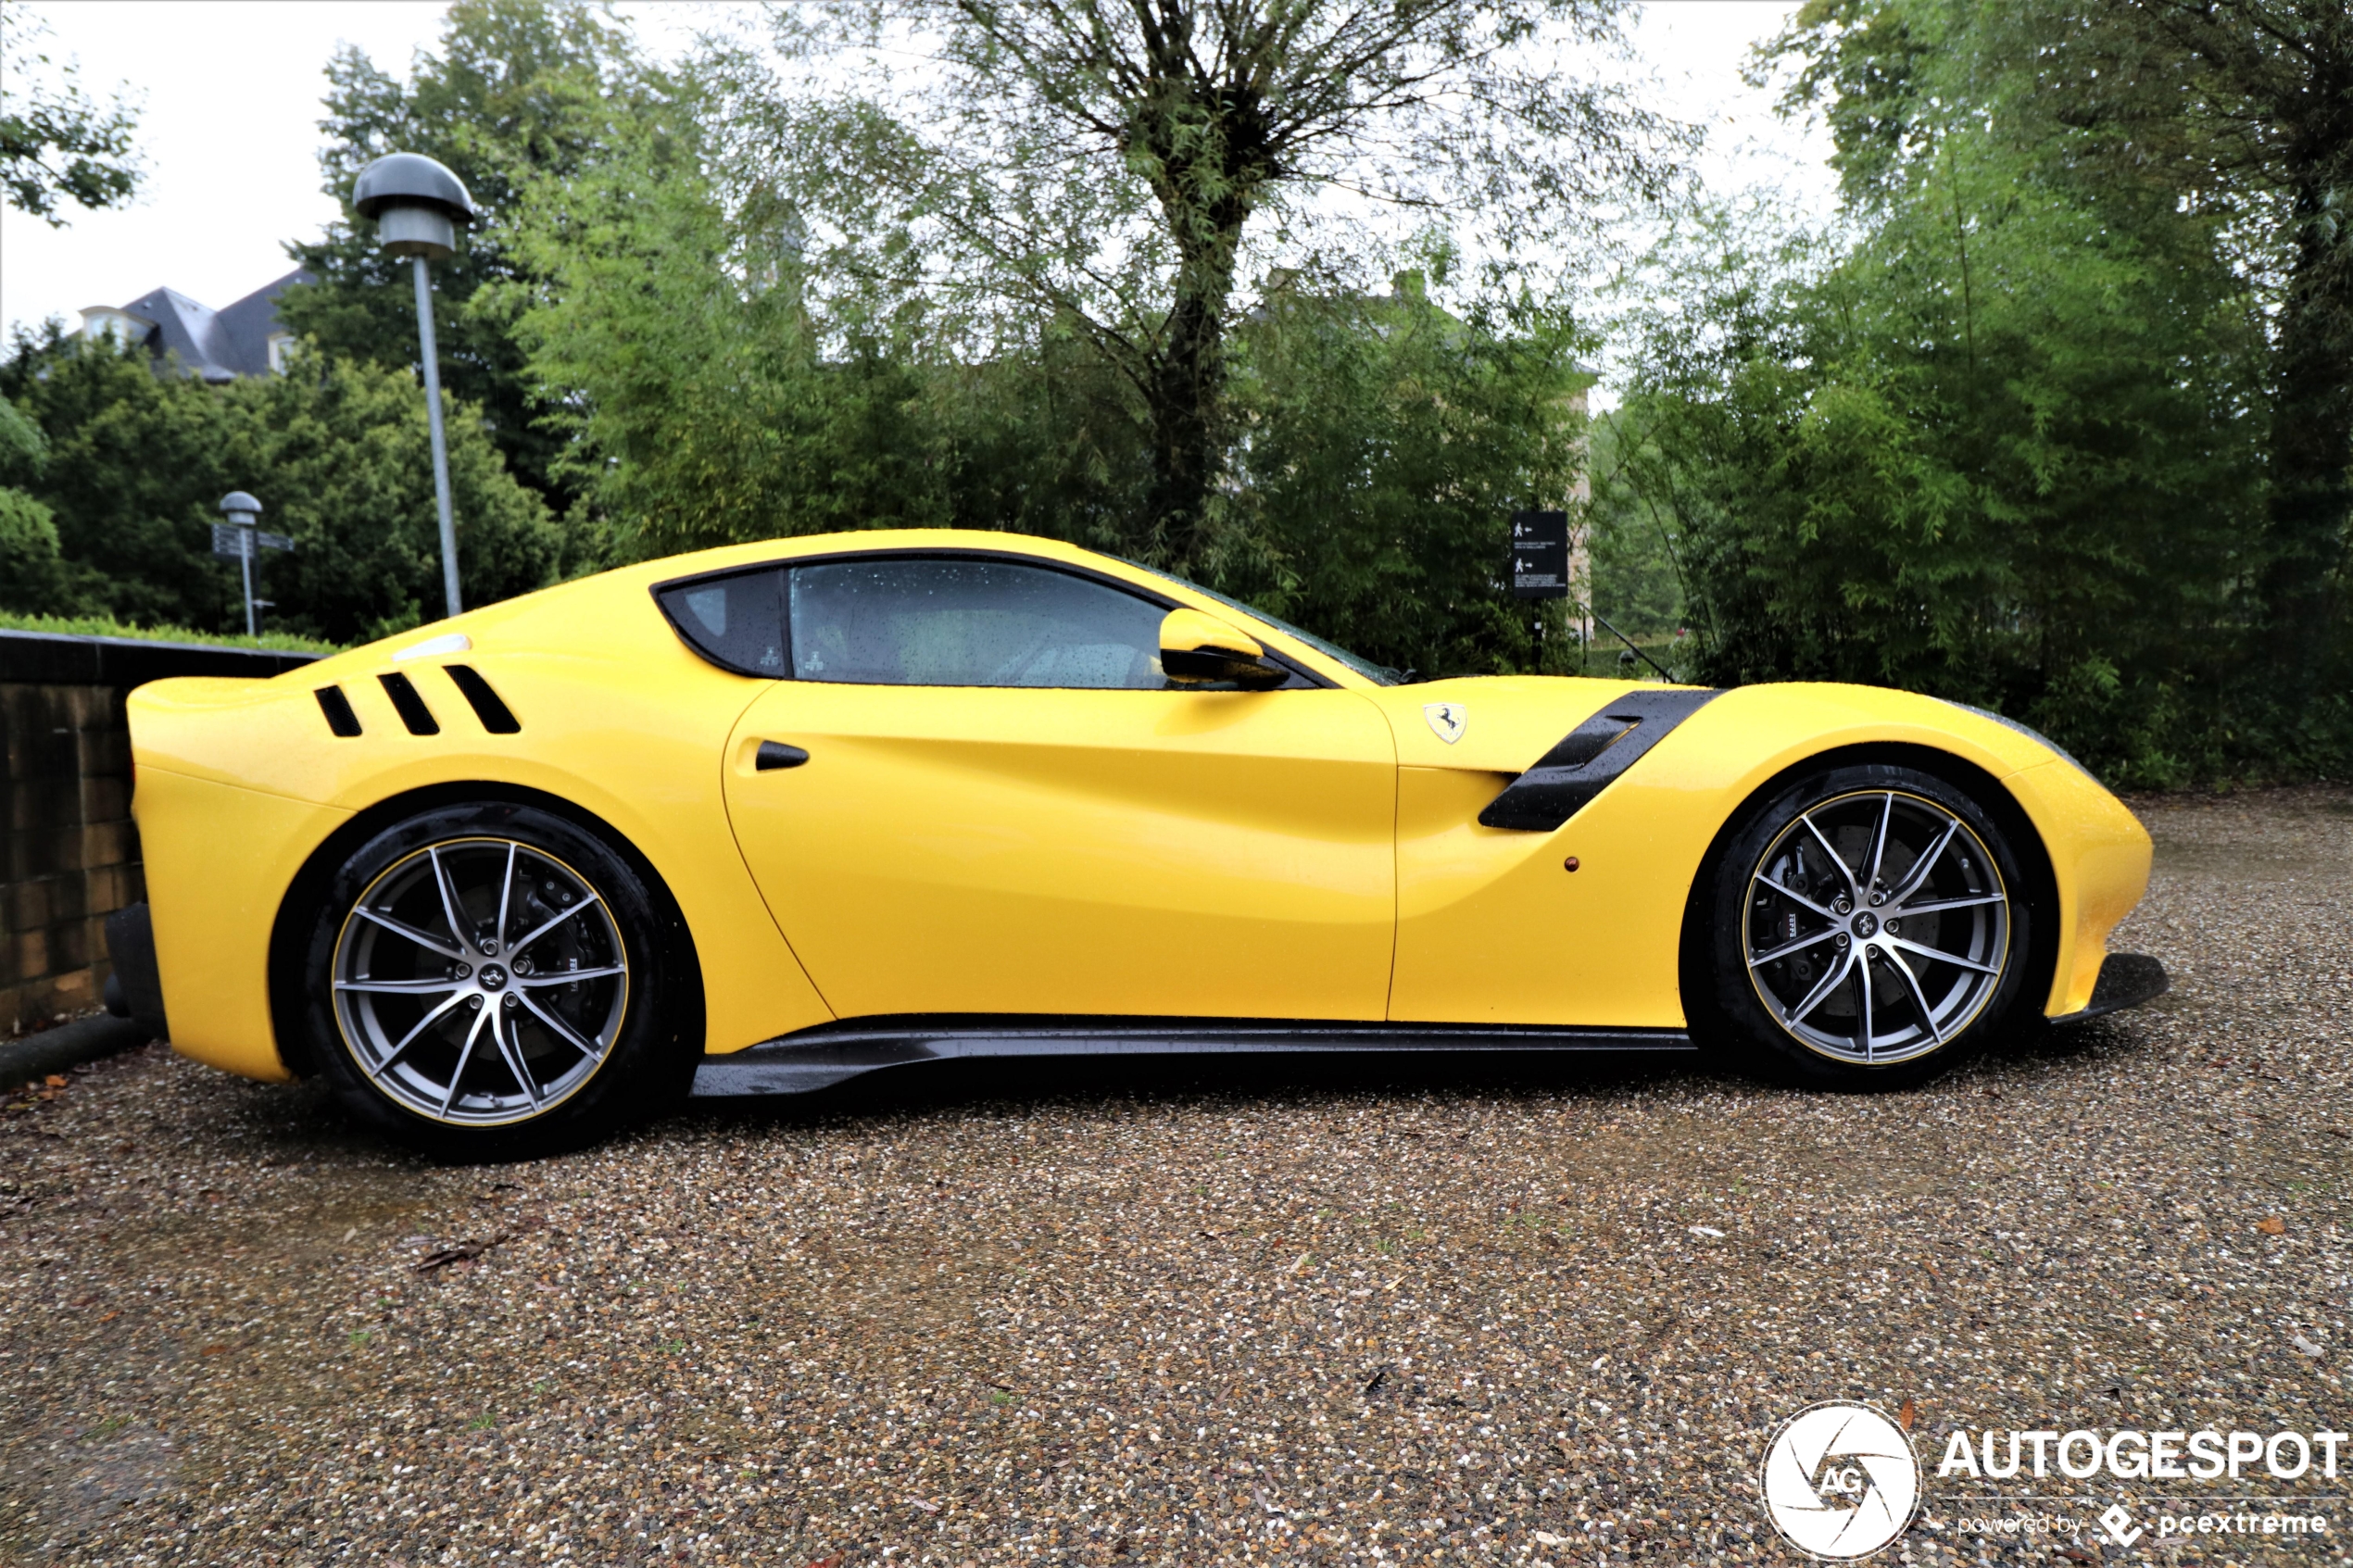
[314,685,363,737]
[377,671,440,735]
[442,663,521,734]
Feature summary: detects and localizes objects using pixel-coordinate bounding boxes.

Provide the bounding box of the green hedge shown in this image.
[0,610,341,656]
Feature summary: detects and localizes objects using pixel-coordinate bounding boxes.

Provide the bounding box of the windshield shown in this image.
[1113,557,1403,685]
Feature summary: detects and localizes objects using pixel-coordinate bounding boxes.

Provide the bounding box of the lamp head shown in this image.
[354,153,476,261]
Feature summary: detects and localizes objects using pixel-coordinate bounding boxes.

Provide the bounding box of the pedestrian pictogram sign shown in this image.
[1509,509,1568,599]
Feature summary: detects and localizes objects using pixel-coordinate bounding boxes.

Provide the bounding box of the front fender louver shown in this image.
[1478,688,1720,832]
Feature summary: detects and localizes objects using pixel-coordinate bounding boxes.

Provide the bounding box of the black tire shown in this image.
[300,801,697,1159]
[1705,763,2035,1089]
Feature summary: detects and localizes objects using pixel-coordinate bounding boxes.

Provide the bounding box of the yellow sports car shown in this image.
[105,530,2163,1155]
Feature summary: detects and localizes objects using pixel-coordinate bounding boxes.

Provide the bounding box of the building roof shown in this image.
[80,269,313,380]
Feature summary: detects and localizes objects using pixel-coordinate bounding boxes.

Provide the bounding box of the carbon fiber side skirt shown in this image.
[693,1017,1696,1097]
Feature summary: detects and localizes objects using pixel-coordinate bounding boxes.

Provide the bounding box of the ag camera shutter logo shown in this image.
[1760,1401,1921,1560]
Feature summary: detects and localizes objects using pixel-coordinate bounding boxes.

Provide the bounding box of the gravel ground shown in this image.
[3,785,2349,1567]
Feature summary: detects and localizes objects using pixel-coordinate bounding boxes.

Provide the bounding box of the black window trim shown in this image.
[649,546,1335,690]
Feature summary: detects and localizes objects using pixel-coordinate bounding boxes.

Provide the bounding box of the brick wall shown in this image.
[1,632,320,1035]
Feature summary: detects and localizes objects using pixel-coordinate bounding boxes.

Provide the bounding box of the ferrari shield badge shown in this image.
[1424,701,1467,745]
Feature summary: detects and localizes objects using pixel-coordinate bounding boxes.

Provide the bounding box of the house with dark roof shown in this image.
[76,268,314,383]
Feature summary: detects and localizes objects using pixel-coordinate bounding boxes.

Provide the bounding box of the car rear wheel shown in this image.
[302,801,695,1158]
[1706,763,2035,1087]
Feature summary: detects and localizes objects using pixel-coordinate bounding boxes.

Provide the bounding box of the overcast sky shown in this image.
[0,1,1835,347]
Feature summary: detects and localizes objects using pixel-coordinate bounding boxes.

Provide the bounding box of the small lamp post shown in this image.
[211,492,291,634]
[353,152,476,621]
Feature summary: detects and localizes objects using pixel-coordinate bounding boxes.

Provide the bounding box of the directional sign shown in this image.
[211,524,294,558]
[1508,509,1569,600]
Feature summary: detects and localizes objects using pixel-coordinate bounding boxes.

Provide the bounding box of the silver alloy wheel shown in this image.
[331,836,629,1125]
[1743,789,2009,1064]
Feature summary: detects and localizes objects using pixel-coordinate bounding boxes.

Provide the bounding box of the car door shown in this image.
[686,552,1399,1022]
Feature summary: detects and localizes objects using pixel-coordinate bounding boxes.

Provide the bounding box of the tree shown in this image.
[0,394,64,610]
[509,126,954,561]
[0,1,143,223]
[0,331,559,642]
[512,94,1601,674]
[0,332,246,628]
[711,0,1680,576]
[1760,0,2352,689]
[1215,269,1593,677]
[277,0,674,509]
[1599,146,2270,784]
[2098,1,2352,679]
[233,346,564,641]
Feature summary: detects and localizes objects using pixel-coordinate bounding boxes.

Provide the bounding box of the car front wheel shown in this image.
[302,801,695,1158]
[1707,763,2035,1087]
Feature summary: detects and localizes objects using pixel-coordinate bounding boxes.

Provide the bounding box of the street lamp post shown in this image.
[212,491,291,635]
[352,153,476,621]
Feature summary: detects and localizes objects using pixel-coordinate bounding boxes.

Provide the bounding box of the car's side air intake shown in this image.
[442,663,521,734]
[1478,687,1720,832]
[313,685,363,737]
[376,671,440,735]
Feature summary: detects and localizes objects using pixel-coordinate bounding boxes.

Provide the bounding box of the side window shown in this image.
[656,568,787,676]
[788,558,1167,689]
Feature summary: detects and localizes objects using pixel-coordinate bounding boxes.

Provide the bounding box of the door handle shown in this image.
[755,740,810,771]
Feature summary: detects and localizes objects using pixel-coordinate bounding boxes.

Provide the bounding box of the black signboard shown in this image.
[1509,509,1569,600]
[210,523,294,557]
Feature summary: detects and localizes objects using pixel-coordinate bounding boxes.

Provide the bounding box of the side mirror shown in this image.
[1159,607,1290,690]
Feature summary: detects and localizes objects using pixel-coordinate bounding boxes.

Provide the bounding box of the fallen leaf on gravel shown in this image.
[2295,1336,2326,1358]
[1897,1398,1917,1431]
[414,1232,511,1273]
[44,1074,66,1088]
[2257,1216,2287,1236]
[199,1345,225,1357]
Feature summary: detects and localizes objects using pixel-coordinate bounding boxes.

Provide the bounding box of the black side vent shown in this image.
[313,684,363,737]
[442,663,521,734]
[377,671,441,735]
[1477,687,1721,832]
